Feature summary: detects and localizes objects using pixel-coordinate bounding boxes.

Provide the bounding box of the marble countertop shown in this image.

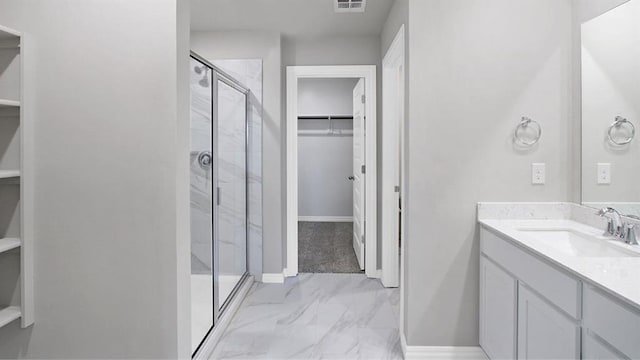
[479,218,640,310]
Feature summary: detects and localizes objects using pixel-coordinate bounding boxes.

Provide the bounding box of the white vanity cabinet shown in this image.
[479,256,517,359]
[582,330,624,360]
[583,286,640,359]
[480,225,640,360]
[480,227,581,360]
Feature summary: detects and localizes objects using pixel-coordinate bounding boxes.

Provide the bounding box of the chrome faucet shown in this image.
[625,223,639,245]
[597,207,624,237]
[597,207,639,245]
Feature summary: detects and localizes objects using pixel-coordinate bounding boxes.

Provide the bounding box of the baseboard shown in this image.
[283,267,297,278]
[193,276,253,360]
[261,272,285,284]
[298,216,353,222]
[401,332,487,360]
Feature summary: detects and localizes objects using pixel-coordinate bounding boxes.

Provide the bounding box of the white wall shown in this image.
[574,0,630,22]
[405,0,573,346]
[298,78,357,116]
[191,31,284,274]
[298,78,356,218]
[0,0,191,358]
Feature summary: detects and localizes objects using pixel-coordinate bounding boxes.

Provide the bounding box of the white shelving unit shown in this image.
[0,238,20,254]
[0,99,20,108]
[297,114,354,136]
[0,23,33,330]
[0,306,21,328]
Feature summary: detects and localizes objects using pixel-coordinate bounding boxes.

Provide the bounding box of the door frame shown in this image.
[381,25,405,288]
[285,65,378,278]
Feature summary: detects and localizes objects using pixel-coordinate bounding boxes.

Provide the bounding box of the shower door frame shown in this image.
[190,51,251,356]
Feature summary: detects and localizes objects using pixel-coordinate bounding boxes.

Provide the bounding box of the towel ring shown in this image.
[608,116,635,146]
[514,117,542,146]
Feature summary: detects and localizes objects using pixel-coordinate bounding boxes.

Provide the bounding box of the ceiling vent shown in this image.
[335,0,366,13]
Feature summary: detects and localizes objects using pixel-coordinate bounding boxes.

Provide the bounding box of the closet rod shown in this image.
[298,115,353,120]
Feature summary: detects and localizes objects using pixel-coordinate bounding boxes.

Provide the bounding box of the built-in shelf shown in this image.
[0,170,20,179]
[0,238,20,254]
[298,115,353,120]
[298,130,354,136]
[0,99,20,108]
[0,22,32,328]
[0,306,21,328]
[0,25,21,40]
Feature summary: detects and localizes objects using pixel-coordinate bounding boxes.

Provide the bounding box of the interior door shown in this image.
[352,78,366,270]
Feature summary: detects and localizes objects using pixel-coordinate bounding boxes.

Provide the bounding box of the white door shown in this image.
[352,78,366,270]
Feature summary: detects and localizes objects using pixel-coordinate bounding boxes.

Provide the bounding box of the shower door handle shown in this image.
[216,187,221,206]
[348,176,355,181]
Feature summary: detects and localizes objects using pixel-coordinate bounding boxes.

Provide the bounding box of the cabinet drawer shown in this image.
[480,227,581,319]
[584,286,640,359]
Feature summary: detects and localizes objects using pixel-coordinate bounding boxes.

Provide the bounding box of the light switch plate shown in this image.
[597,163,611,184]
[532,163,546,185]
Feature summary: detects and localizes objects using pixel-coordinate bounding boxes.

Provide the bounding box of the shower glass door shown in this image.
[213,76,248,311]
[190,54,249,356]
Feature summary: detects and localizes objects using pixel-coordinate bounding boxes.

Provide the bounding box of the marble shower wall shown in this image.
[190,57,213,275]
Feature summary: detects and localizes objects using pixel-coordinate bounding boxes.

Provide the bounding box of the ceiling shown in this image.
[190,0,396,38]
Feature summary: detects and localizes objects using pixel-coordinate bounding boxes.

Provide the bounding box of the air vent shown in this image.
[335,0,366,13]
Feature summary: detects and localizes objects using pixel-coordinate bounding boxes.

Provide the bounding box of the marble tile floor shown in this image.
[210,273,402,360]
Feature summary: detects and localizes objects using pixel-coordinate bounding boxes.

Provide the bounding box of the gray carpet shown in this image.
[298,222,363,273]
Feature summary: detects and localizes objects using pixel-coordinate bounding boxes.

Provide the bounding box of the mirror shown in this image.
[581,0,640,216]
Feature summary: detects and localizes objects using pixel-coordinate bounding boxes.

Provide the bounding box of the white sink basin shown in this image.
[516,228,639,258]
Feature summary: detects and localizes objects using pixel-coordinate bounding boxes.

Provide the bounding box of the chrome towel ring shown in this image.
[608,116,635,146]
[514,117,542,146]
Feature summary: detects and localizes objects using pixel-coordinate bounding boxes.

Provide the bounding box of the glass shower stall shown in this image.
[189,52,249,355]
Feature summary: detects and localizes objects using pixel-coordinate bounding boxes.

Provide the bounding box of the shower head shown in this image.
[194,65,206,74]
[194,65,210,87]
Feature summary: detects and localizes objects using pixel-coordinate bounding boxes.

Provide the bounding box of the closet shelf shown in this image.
[298,115,353,120]
[0,170,20,179]
[0,25,21,40]
[298,130,354,136]
[0,99,20,108]
[0,238,20,254]
[0,306,21,329]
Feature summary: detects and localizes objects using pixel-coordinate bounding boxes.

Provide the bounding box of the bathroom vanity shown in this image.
[478,203,640,360]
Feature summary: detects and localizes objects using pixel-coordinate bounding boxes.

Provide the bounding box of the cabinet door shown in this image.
[479,256,517,359]
[583,330,626,360]
[517,284,580,359]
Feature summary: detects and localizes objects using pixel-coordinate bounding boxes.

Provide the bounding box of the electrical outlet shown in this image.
[532,163,546,185]
[597,163,611,184]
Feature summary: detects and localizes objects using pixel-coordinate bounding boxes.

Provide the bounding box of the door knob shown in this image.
[348,176,355,181]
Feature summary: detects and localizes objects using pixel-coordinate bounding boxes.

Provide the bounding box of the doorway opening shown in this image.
[297,78,364,273]
[286,66,377,278]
